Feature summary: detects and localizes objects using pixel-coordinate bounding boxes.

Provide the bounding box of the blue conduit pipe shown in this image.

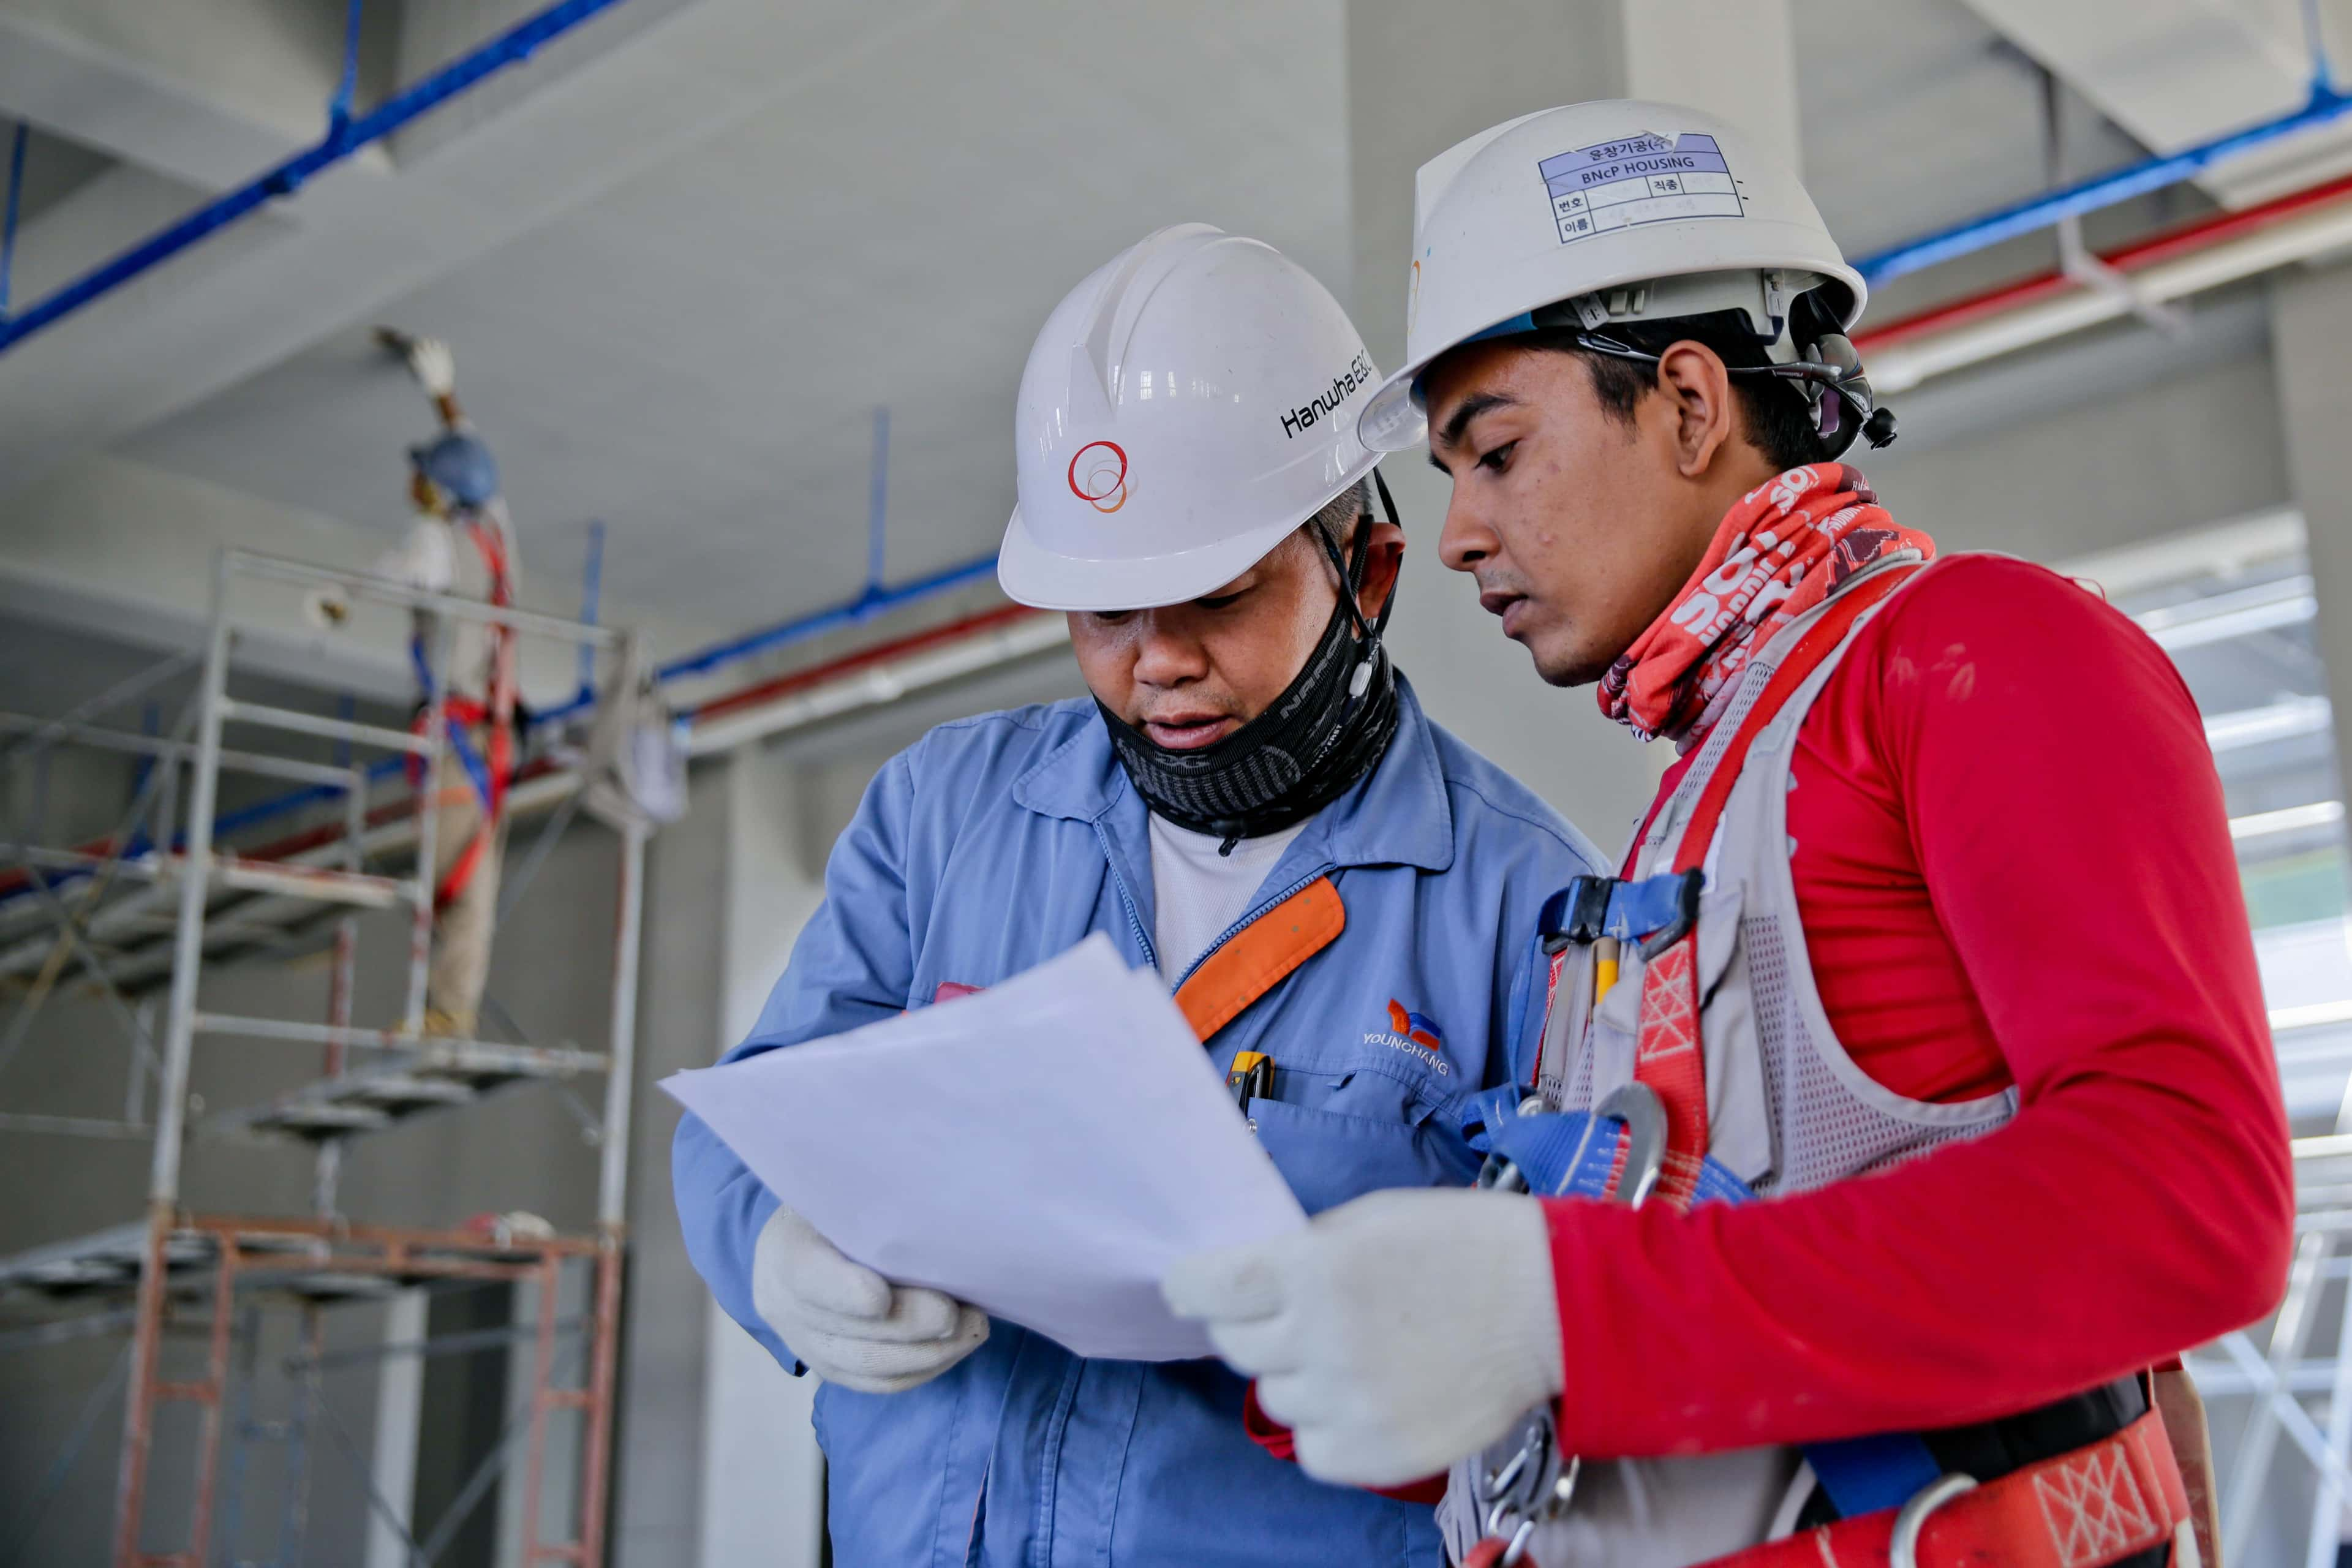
[1854,69,2351,287]
[576,518,605,707]
[868,407,892,592]
[328,0,368,137]
[0,122,26,315]
[0,0,634,354]
[551,548,1003,720]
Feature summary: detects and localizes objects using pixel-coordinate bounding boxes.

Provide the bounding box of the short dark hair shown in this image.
[1525,310,1831,472]
[1304,477,1371,544]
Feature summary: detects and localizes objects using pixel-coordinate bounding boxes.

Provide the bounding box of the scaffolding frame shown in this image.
[0,549,647,1568]
[2187,1134,2352,1568]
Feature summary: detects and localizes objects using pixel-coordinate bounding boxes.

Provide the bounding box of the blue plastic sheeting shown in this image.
[0,0,635,353]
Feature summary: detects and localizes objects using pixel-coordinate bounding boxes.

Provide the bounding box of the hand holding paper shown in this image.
[752,1205,989,1392]
[663,935,1306,1362]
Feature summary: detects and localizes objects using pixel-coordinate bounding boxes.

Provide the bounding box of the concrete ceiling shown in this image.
[4,0,2318,671]
[107,0,1352,643]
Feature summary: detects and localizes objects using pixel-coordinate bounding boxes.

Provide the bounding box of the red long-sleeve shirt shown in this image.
[1546,555,2294,1458]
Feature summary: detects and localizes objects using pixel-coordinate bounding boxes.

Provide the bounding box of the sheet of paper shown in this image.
[662,933,1307,1361]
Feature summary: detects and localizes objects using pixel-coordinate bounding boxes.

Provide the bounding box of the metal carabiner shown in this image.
[1471,1085,1665,1564]
[1585,1082,1667,1208]
[1474,1095,1551,1194]
[1888,1474,1976,1568]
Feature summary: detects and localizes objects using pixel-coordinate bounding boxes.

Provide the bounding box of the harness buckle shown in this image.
[1888,1473,1976,1568]
[1540,875,1618,954]
[1637,869,1705,961]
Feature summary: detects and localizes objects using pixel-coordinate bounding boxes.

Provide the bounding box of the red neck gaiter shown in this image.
[1596,464,1935,744]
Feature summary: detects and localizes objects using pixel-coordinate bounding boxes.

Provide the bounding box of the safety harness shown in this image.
[1458,564,2201,1568]
[406,512,519,910]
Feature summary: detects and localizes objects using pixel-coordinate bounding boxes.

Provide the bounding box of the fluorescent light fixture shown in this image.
[2232,800,2347,840]
[2269,999,2352,1033]
[2138,574,2317,652]
[2205,695,2332,752]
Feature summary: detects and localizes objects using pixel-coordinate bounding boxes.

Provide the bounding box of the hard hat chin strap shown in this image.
[1310,467,1405,701]
[1098,467,1408,853]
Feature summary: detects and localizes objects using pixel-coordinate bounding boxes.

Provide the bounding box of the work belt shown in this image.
[1689,1402,2190,1568]
[1461,1403,2189,1568]
[1462,1097,2196,1568]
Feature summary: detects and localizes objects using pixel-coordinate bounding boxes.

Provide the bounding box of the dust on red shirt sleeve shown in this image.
[1542,556,2293,1458]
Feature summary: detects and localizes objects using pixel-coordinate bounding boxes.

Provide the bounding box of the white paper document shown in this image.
[662,934,1306,1361]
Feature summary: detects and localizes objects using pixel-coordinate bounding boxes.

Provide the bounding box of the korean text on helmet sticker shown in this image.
[1537,131,1743,246]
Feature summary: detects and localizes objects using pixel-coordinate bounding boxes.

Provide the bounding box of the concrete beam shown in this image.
[1961,0,2352,207]
[0,0,375,190]
[0,452,728,710]
[0,0,956,504]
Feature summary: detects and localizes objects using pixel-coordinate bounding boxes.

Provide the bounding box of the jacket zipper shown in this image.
[1091,820,1158,973]
[1169,865,1333,994]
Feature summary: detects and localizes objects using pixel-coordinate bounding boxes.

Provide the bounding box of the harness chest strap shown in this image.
[1629,563,1920,1208]
[417,516,522,910]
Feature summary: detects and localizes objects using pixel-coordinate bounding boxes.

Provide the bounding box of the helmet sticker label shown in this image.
[1537,132,1742,245]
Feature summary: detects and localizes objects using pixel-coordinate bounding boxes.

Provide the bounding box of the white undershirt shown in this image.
[1145,813,1311,982]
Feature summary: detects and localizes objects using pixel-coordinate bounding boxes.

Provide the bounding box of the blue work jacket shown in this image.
[673,679,1604,1567]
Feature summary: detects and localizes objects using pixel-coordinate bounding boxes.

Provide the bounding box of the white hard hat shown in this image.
[1000,224,1406,612]
[1359,100,1868,453]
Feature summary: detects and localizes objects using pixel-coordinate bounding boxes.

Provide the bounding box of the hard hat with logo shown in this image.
[1359,100,1874,454]
[1000,224,1409,612]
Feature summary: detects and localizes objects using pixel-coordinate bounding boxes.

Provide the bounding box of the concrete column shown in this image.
[1621,0,1800,175]
[364,1292,427,1568]
[2271,260,2352,812]
[1342,0,1800,844]
[696,742,827,1568]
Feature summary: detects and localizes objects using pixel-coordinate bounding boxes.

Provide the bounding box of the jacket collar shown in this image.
[1012,677,1455,873]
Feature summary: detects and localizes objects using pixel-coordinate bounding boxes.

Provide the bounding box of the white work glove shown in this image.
[1162,1187,1564,1487]
[752,1205,988,1394]
[404,336,457,398]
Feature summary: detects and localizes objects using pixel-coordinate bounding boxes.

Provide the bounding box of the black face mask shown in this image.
[1098,473,1404,851]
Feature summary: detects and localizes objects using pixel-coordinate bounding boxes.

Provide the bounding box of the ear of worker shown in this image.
[753,1204,989,1394]
[1163,1188,1564,1488]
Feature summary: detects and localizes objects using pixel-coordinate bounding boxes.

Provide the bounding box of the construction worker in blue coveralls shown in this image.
[671,224,1607,1566]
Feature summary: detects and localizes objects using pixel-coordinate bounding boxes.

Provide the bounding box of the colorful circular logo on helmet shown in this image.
[1067,441,1129,514]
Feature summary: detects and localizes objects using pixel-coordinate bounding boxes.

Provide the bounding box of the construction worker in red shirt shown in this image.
[1164,100,2294,1568]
